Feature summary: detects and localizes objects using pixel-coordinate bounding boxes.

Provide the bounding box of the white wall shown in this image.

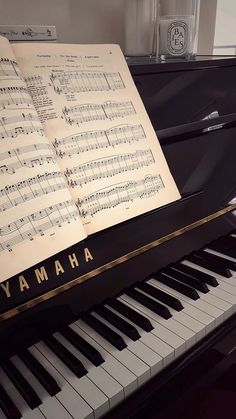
[0,0,216,54]
[214,0,236,54]
[0,0,126,45]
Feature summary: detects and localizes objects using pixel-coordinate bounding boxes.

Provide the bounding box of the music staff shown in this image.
[0,86,34,110]
[53,124,146,157]
[0,200,79,252]
[0,58,22,80]
[65,149,155,187]
[0,142,53,164]
[62,100,136,125]
[50,70,125,95]
[0,171,67,212]
[0,154,56,175]
[24,75,43,87]
[77,175,165,218]
[0,112,43,140]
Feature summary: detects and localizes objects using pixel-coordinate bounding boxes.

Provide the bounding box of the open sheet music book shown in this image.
[0,35,180,283]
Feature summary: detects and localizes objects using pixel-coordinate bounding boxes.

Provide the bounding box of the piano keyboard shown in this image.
[0,233,235,419]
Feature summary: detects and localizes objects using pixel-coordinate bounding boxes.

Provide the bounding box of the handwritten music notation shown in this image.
[0,86,34,110]
[0,200,79,252]
[62,100,136,126]
[0,171,66,212]
[77,175,165,218]
[65,149,155,187]
[53,124,146,158]
[0,111,44,140]
[0,58,22,80]
[0,142,55,175]
[50,71,125,95]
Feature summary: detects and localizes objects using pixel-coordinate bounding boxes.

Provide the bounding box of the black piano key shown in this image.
[163,267,209,293]
[43,335,87,378]
[153,272,200,300]
[208,240,236,259]
[94,305,140,341]
[106,298,153,332]
[192,251,232,277]
[221,235,236,247]
[186,254,231,278]
[173,262,219,287]
[197,249,236,271]
[60,326,104,366]
[0,382,21,419]
[81,312,127,351]
[125,288,172,319]
[1,358,41,410]
[18,350,61,396]
[136,282,184,311]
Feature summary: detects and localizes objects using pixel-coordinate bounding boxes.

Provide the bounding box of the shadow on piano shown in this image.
[0,56,236,419]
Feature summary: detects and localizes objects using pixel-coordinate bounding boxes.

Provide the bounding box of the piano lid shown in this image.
[129,55,236,131]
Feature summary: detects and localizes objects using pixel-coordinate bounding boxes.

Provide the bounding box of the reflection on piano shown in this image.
[0,56,236,419]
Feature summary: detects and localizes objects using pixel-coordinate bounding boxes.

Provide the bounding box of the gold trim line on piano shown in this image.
[1,203,236,322]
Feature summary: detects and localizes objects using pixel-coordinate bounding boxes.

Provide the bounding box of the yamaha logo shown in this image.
[167,20,189,55]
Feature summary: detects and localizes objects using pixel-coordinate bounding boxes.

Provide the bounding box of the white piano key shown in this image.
[148,278,224,327]
[34,341,103,418]
[92,310,174,367]
[52,332,110,418]
[118,295,196,349]
[69,322,150,387]
[25,345,94,419]
[207,286,236,307]
[10,355,75,419]
[0,367,45,419]
[105,303,186,358]
[138,281,215,333]
[30,345,121,413]
[199,292,233,316]
[204,248,236,262]
[76,318,163,377]
[121,289,206,342]
[182,260,236,295]
[54,331,136,401]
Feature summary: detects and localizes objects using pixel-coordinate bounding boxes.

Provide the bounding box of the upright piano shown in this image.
[0,56,236,419]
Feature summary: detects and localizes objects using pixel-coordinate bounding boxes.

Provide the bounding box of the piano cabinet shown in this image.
[0,56,236,419]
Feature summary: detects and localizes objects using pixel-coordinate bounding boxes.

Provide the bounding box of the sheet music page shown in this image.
[13,42,180,236]
[0,37,86,283]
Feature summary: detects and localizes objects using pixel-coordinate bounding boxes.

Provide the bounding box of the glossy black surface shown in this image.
[130,56,236,131]
[0,56,235,362]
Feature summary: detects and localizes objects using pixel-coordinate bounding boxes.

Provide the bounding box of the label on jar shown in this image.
[159,16,194,57]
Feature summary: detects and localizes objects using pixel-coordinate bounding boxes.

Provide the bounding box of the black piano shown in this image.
[0,56,236,419]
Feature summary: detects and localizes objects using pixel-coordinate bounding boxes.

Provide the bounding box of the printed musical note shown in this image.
[62,100,136,125]
[0,154,56,175]
[0,58,22,80]
[0,86,34,110]
[24,75,43,89]
[0,111,44,140]
[0,171,67,211]
[50,70,125,95]
[0,200,79,252]
[0,142,55,175]
[64,149,155,187]
[77,175,165,218]
[53,124,146,158]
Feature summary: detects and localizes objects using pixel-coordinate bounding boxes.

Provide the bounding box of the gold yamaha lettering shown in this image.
[0,247,94,303]
[0,205,235,322]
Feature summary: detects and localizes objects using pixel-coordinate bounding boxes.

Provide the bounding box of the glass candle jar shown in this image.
[158,0,200,59]
[124,0,159,56]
